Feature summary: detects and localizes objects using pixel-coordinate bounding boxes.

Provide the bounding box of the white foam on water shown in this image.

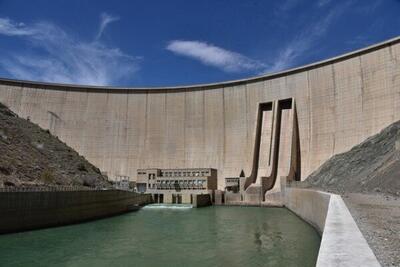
[142,204,193,210]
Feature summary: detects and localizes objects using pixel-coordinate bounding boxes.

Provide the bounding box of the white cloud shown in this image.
[0,18,35,36]
[0,16,139,86]
[166,40,265,73]
[317,0,331,7]
[96,12,119,40]
[166,2,353,75]
[264,2,350,73]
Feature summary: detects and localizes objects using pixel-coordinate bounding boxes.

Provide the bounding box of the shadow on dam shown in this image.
[0,206,320,267]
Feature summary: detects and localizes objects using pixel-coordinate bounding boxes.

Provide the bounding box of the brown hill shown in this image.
[304,120,400,196]
[0,102,111,189]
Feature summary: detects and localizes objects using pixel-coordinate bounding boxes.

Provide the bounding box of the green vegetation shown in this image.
[40,169,55,184]
[77,163,87,172]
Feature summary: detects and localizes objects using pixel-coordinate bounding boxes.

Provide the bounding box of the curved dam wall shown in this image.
[0,37,399,189]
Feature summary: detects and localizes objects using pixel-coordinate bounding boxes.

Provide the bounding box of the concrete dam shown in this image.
[0,37,399,198]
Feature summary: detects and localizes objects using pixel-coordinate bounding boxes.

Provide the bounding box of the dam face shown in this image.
[0,37,399,191]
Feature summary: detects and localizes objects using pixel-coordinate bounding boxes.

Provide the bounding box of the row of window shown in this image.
[155,185,205,190]
[225,178,240,183]
[157,179,206,185]
[147,181,205,189]
[162,171,209,177]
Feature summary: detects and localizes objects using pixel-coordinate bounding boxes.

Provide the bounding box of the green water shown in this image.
[0,206,320,267]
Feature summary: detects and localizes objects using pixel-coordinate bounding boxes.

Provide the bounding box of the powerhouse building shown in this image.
[136,168,217,204]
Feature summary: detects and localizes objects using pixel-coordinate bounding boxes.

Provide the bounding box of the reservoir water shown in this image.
[0,206,320,267]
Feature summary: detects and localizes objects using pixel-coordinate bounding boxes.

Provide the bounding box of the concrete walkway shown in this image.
[316,194,380,267]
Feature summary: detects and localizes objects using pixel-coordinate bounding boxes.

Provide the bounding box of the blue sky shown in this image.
[0,0,399,87]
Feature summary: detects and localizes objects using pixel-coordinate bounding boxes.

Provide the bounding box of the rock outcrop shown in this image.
[0,102,111,189]
[304,120,400,196]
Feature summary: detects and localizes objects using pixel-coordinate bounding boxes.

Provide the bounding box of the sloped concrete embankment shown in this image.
[0,189,152,234]
[284,188,380,267]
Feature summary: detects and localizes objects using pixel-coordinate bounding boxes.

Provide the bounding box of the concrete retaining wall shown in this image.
[0,190,152,234]
[284,188,380,267]
[284,188,330,233]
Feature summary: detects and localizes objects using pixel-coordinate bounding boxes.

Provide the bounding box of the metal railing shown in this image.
[0,186,111,193]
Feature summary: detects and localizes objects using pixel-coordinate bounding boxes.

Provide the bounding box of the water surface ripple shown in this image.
[0,206,320,267]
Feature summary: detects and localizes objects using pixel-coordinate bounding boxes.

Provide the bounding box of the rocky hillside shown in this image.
[304,120,400,196]
[0,102,111,189]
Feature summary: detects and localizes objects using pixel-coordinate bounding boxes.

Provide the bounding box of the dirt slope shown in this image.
[304,120,400,196]
[0,102,111,188]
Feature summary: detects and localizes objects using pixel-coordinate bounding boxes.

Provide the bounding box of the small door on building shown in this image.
[172,194,176,204]
[159,194,164,204]
[177,194,182,204]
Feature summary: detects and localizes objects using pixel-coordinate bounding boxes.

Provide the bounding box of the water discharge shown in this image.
[0,206,320,267]
[142,203,193,209]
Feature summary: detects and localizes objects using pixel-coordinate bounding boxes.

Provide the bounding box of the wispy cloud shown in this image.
[166,40,265,73]
[317,0,332,7]
[165,2,351,75]
[274,0,300,16]
[0,16,139,86]
[0,18,35,36]
[96,12,119,40]
[264,2,351,73]
[355,0,383,14]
